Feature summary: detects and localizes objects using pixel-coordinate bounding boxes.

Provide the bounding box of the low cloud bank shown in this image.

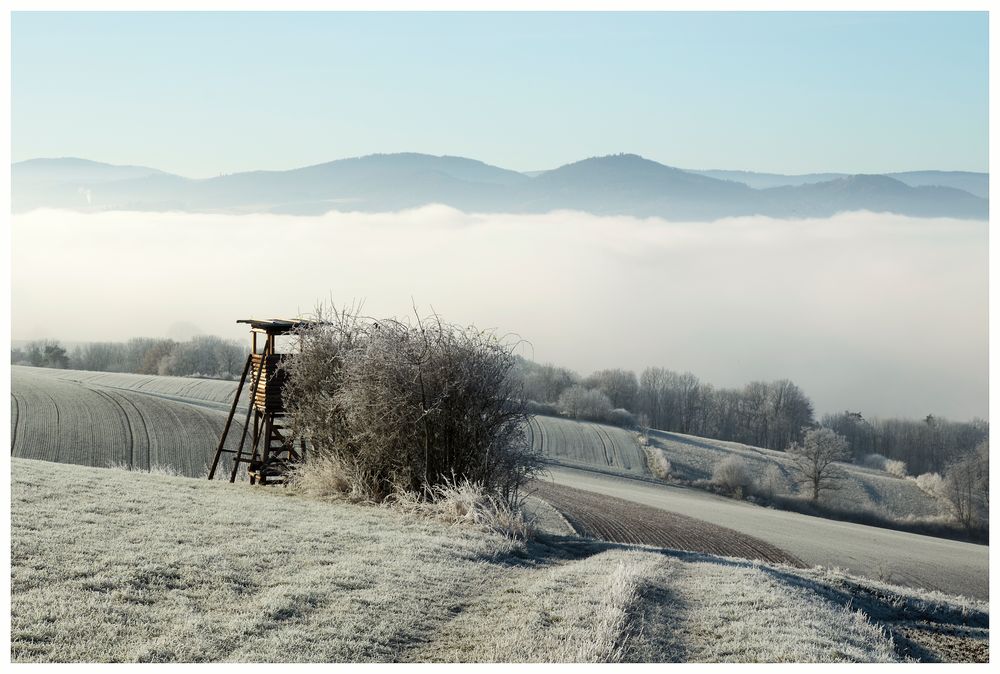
[11,206,987,419]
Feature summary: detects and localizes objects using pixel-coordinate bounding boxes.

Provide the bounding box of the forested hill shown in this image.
[12,153,988,220]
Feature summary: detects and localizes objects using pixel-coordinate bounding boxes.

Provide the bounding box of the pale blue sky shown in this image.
[12,11,988,178]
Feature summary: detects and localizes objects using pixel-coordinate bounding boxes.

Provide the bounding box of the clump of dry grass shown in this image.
[285,454,360,500]
[388,477,535,542]
[108,461,185,477]
[287,457,535,541]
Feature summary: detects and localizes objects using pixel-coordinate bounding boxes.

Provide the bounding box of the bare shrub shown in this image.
[884,459,908,479]
[858,453,888,470]
[606,408,637,428]
[525,400,559,416]
[712,456,753,497]
[914,471,947,499]
[858,453,907,478]
[644,446,672,480]
[942,441,988,530]
[282,304,540,505]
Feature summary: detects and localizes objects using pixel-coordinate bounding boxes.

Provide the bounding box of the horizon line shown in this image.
[11,151,991,180]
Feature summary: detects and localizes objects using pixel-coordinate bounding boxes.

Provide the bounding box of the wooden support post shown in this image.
[229,345,269,483]
[208,354,253,480]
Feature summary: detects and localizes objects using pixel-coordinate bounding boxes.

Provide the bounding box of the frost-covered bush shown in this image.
[758,463,788,498]
[557,385,614,422]
[858,453,907,478]
[712,456,753,497]
[282,305,540,504]
[606,408,637,428]
[884,459,908,479]
[644,446,672,480]
[914,471,946,499]
[859,453,888,470]
[525,400,559,417]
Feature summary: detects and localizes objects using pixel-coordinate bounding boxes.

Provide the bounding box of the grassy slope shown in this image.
[643,428,945,520]
[13,458,986,663]
[12,366,944,523]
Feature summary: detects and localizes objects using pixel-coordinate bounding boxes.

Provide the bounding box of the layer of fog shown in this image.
[11,207,987,420]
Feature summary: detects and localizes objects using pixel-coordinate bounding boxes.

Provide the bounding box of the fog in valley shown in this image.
[12,207,987,420]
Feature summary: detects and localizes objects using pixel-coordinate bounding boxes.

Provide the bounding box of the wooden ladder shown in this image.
[247,414,306,485]
[207,345,267,483]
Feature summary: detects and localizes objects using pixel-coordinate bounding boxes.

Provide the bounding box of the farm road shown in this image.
[542,466,988,601]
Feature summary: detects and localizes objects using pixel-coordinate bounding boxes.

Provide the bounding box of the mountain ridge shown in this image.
[12,153,988,220]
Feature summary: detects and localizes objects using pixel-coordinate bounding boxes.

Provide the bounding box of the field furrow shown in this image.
[530,480,804,567]
[530,415,650,478]
[11,392,21,452]
[10,366,238,477]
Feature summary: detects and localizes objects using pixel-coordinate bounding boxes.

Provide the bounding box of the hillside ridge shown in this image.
[13,153,988,219]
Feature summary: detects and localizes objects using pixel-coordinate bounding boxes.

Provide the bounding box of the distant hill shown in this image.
[12,153,988,220]
[693,168,989,200]
[12,158,169,212]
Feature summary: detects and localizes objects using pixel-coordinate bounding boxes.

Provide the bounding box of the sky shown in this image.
[7,10,991,421]
[11,209,988,421]
[11,11,988,178]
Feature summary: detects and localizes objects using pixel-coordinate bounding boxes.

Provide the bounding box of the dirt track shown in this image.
[530,480,804,567]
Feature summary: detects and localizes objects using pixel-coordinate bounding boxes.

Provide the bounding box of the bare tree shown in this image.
[787,427,850,501]
[943,440,989,530]
[583,368,638,411]
[16,340,70,369]
[514,358,578,403]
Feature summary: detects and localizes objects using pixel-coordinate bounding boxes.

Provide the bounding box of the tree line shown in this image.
[514,357,987,475]
[516,359,814,450]
[11,336,246,380]
[821,411,987,476]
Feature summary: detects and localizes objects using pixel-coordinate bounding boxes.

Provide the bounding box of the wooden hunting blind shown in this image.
[208,318,313,485]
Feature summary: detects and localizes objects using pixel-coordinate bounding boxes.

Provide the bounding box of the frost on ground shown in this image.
[643,428,946,520]
[10,366,244,478]
[12,458,985,663]
[12,366,947,525]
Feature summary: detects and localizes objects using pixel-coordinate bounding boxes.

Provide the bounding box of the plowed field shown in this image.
[528,415,649,477]
[10,367,246,477]
[530,480,804,566]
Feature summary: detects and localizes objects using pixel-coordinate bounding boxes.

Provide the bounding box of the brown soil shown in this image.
[529,480,804,567]
[889,621,989,663]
